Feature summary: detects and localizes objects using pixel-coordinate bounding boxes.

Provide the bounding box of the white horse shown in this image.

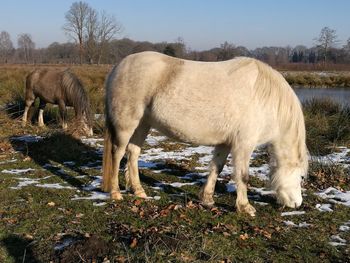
[102,51,308,216]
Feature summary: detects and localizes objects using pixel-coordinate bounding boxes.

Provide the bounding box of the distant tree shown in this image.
[17,33,35,63]
[292,51,298,63]
[63,1,90,64]
[95,11,123,64]
[85,6,98,63]
[314,26,339,64]
[217,42,237,61]
[0,31,13,63]
[343,38,350,62]
[308,49,316,64]
[163,45,176,56]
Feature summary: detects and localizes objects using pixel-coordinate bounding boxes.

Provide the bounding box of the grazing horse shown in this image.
[102,51,308,216]
[22,69,93,136]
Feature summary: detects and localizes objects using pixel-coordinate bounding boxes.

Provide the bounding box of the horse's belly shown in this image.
[147,102,231,145]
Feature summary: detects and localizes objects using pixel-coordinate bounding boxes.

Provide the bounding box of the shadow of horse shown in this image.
[10,132,100,190]
[1,235,39,263]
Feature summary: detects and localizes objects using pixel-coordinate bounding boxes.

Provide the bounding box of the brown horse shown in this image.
[22,69,93,136]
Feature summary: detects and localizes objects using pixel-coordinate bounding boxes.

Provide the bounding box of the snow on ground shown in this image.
[2,168,35,174]
[283,221,311,228]
[10,135,43,143]
[316,187,350,207]
[316,203,333,212]
[312,147,350,166]
[3,132,350,219]
[281,211,306,217]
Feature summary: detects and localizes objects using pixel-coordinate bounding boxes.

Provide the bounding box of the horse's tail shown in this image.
[102,120,113,192]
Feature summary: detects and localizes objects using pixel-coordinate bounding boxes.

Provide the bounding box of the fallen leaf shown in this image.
[134,199,142,206]
[130,238,137,248]
[239,233,249,240]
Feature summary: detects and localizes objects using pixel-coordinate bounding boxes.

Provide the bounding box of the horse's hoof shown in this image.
[200,200,215,208]
[135,190,148,199]
[199,191,215,207]
[237,203,256,217]
[111,191,123,200]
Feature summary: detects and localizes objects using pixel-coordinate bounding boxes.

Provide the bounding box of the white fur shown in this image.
[104,51,308,214]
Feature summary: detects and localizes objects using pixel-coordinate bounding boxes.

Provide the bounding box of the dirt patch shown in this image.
[55,235,111,263]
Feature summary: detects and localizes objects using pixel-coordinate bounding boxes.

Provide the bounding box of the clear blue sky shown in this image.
[1,0,349,50]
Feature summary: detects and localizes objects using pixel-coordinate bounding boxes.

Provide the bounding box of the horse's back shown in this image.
[107,52,301,145]
[26,68,66,103]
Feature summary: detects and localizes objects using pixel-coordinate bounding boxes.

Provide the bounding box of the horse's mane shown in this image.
[252,59,308,173]
[61,70,92,126]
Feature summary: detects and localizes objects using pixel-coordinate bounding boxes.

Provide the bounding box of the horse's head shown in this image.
[274,167,304,208]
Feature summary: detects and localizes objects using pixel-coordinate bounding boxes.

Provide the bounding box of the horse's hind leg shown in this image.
[38,99,46,127]
[109,130,132,200]
[232,144,256,216]
[22,95,35,126]
[125,121,151,198]
[199,144,230,206]
[58,100,67,129]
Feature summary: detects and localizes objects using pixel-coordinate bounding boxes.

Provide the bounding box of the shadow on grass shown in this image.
[10,132,99,190]
[1,235,39,263]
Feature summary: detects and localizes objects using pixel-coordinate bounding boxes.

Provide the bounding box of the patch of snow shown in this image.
[283,221,311,228]
[81,138,104,147]
[36,183,75,189]
[226,180,236,193]
[154,181,198,188]
[10,179,38,189]
[11,135,43,143]
[316,203,333,212]
[63,161,75,166]
[329,235,347,246]
[72,191,111,200]
[250,187,275,196]
[281,211,306,217]
[316,187,350,207]
[339,221,350,232]
[254,201,269,206]
[93,202,107,206]
[83,176,102,191]
[249,164,270,181]
[0,159,17,165]
[146,195,161,200]
[2,168,35,174]
[54,237,75,250]
[312,147,350,166]
[138,160,159,169]
[145,135,168,146]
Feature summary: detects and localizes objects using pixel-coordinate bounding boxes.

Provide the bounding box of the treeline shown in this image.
[0,1,350,68]
[1,36,350,67]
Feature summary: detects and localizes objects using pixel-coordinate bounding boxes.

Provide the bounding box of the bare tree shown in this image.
[85,7,98,63]
[63,1,90,64]
[314,26,339,64]
[95,11,123,64]
[17,33,35,63]
[0,31,13,63]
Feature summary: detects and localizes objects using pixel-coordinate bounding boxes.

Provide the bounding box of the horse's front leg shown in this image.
[199,145,230,207]
[38,99,46,127]
[58,100,67,129]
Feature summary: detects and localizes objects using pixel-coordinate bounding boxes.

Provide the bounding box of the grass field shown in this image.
[0,65,350,262]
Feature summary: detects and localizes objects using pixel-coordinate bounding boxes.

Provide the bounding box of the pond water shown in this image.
[294,87,350,106]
